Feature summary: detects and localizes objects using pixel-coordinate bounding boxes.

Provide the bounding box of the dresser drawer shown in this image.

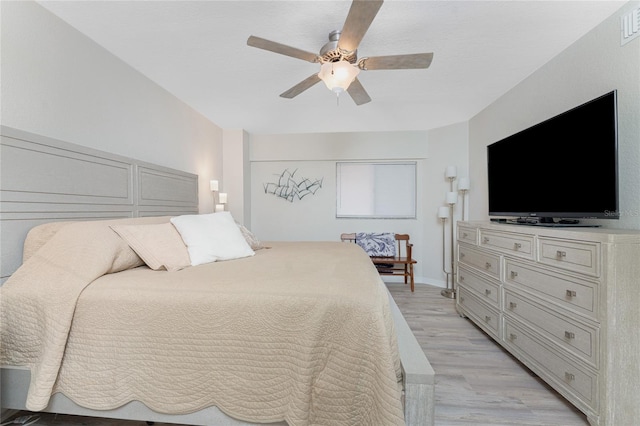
[458,266,500,307]
[479,230,534,260]
[505,259,598,320]
[458,225,478,245]
[504,290,599,368]
[458,244,501,280]
[458,288,500,339]
[504,321,598,412]
[538,237,600,277]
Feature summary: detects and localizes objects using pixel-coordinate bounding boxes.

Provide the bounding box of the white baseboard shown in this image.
[382,276,446,288]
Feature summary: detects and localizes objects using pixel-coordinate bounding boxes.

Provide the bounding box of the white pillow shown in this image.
[170,212,255,266]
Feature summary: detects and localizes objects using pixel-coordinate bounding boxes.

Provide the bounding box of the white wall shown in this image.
[249,128,469,287]
[468,1,640,230]
[222,129,251,224]
[424,122,470,287]
[0,1,223,214]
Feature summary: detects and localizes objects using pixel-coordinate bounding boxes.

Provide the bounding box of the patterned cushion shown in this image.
[355,233,396,257]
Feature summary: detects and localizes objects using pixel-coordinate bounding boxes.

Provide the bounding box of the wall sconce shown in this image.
[214,192,227,213]
[215,192,228,212]
[210,180,226,211]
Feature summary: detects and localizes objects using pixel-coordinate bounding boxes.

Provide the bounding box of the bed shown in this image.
[0,126,435,426]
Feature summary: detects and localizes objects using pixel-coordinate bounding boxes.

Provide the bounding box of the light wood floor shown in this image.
[388,282,588,426]
[5,283,589,426]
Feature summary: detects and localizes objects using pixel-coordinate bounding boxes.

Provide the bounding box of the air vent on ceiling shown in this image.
[621,6,640,45]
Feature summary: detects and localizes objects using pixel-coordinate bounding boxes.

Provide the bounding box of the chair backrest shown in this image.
[340,232,357,243]
[394,234,411,260]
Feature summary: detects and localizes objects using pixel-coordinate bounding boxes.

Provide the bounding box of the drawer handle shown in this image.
[485,289,491,296]
[483,237,490,243]
[509,333,517,340]
[484,315,491,322]
[509,301,517,309]
[557,250,567,258]
[460,275,465,282]
[463,232,468,238]
[460,253,466,259]
[564,331,576,339]
[485,262,492,269]
[566,290,577,298]
[565,372,575,381]
[514,243,522,250]
[510,271,518,279]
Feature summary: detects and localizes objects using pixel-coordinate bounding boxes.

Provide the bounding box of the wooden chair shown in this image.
[340,233,416,292]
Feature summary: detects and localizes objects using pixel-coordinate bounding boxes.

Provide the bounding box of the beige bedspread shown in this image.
[1,218,404,425]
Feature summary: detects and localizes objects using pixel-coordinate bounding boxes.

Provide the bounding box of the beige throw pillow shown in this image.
[111,222,191,272]
[237,223,266,250]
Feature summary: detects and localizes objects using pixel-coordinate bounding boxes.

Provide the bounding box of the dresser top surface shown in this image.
[459,221,640,244]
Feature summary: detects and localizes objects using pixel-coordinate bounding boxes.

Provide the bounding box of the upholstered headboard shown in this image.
[0,126,199,283]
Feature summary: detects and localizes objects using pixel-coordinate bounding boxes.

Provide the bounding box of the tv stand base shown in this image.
[503,218,602,228]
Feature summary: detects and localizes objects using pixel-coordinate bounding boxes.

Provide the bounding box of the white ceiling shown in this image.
[38,0,625,135]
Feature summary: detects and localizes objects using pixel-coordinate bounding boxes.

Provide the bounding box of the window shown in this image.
[336,162,416,218]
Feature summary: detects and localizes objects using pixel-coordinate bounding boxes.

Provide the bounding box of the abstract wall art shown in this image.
[263,169,323,202]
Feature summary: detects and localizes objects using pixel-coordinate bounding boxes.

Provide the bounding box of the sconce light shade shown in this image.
[446,191,458,205]
[445,166,457,179]
[218,193,228,204]
[438,206,450,218]
[318,60,360,94]
[210,180,219,192]
[458,177,470,191]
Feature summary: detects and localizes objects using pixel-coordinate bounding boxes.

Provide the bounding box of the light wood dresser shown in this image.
[455,221,640,426]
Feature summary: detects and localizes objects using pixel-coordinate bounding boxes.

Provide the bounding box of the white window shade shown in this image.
[336,162,416,218]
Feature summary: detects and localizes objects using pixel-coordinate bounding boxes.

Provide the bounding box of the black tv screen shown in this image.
[487,90,618,222]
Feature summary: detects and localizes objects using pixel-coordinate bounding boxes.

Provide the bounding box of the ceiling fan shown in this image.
[247,0,433,106]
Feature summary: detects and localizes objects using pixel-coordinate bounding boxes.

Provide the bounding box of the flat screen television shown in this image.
[487,90,618,225]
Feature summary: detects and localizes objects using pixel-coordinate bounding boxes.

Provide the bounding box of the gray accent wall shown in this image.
[0,126,198,283]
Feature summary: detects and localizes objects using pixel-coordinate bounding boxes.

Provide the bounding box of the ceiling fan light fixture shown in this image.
[247,0,432,105]
[318,60,360,94]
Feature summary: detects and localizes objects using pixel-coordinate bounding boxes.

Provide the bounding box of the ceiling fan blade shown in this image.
[347,78,371,105]
[359,53,434,70]
[247,36,320,63]
[338,0,384,52]
[280,73,322,99]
